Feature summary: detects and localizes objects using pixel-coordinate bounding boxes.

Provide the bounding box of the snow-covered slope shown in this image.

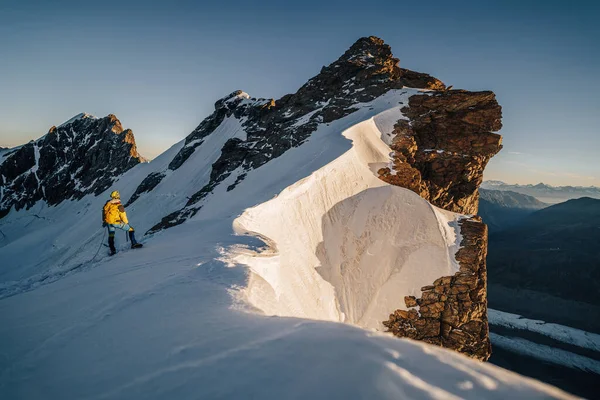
[0,219,574,399]
[232,100,462,329]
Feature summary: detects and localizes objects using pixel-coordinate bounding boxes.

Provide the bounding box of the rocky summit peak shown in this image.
[132,36,505,363]
[106,114,125,134]
[58,112,98,128]
[337,36,398,70]
[0,113,145,218]
[214,90,251,111]
[144,36,456,233]
[298,36,444,107]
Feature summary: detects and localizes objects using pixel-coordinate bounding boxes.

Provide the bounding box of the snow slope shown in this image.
[0,89,576,399]
[57,112,98,128]
[0,220,574,399]
[232,105,462,329]
[0,116,246,293]
[489,309,600,376]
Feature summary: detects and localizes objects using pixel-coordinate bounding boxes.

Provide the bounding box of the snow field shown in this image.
[0,218,577,399]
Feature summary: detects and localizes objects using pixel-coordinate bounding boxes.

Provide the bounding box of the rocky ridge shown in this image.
[137,36,445,232]
[0,113,144,218]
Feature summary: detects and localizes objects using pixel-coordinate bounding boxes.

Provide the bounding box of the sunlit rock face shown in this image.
[378,90,503,215]
[384,217,492,361]
[377,74,502,362]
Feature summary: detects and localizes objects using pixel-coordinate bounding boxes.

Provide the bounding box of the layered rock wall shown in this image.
[378,85,502,361]
[378,90,502,215]
[384,217,491,360]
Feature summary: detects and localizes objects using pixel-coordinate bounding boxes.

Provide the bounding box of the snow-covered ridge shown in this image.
[57,112,98,128]
[0,36,578,399]
[223,90,250,105]
[230,90,463,330]
[491,333,600,375]
[137,36,449,233]
[489,309,600,376]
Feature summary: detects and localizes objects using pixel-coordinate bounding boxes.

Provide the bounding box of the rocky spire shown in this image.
[377,89,502,362]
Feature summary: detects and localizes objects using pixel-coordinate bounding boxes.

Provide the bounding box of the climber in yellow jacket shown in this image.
[102,191,143,255]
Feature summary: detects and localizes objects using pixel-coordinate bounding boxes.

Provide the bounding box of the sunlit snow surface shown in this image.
[57,112,98,128]
[0,90,576,399]
[231,101,463,329]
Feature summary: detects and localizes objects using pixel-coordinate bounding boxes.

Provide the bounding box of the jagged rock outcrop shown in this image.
[374,62,502,361]
[0,113,145,218]
[124,172,165,207]
[143,36,446,232]
[384,217,491,360]
[378,91,502,214]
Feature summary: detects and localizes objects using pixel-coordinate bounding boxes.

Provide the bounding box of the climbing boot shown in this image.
[129,230,143,249]
[108,236,117,256]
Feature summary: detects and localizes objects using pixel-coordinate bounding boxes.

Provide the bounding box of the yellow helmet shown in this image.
[110,190,120,199]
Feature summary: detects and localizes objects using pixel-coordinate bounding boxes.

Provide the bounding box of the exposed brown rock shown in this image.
[384,217,492,361]
[404,296,418,308]
[399,68,446,91]
[378,90,502,215]
[145,36,447,232]
[375,62,500,361]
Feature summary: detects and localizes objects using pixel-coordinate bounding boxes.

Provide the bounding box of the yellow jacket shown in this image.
[103,199,129,225]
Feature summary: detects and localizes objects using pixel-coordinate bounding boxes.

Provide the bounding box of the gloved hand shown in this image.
[102,222,107,228]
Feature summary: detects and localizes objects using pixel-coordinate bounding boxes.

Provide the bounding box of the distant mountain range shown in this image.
[480,190,600,397]
[487,196,600,331]
[479,189,548,233]
[481,180,600,204]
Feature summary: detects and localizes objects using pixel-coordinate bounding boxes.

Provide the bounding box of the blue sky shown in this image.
[1,0,598,186]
